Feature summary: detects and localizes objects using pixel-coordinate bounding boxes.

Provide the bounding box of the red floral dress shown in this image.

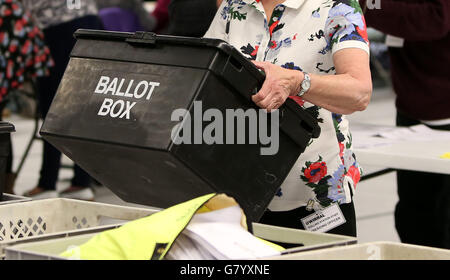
[0,0,53,102]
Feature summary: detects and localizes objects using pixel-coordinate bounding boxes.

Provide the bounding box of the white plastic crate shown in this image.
[0,194,31,205]
[253,223,357,254]
[267,241,450,260]
[0,198,158,258]
[5,223,357,260]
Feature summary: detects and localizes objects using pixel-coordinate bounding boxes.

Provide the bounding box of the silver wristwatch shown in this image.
[297,72,311,97]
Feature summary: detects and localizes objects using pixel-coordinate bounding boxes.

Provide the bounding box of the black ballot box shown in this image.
[40,30,321,224]
[0,122,14,201]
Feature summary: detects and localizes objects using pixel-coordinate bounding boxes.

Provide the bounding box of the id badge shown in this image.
[301,203,346,233]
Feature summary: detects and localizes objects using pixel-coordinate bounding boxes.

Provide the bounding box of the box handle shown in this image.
[282,99,322,140]
[125,31,157,46]
[221,56,265,102]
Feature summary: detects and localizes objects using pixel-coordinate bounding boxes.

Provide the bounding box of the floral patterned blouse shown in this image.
[205,0,370,212]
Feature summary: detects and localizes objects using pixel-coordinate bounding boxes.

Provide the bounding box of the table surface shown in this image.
[352,124,450,175]
[355,140,450,175]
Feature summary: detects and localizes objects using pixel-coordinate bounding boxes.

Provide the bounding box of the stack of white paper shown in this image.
[165,206,281,260]
[351,123,450,149]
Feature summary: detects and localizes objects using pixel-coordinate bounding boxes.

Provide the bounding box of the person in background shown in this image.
[96,0,170,33]
[21,0,103,200]
[96,0,157,31]
[168,0,219,37]
[0,0,53,194]
[151,0,170,33]
[360,0,450,249]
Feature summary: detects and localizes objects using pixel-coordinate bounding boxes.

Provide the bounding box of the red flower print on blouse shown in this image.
[339,142,345,161]
[304,161,327,183]
[269,21,279,36]
[347,165,361,185]
[356,16,369,43]
[269,40,277,49]
[251,45,259,57]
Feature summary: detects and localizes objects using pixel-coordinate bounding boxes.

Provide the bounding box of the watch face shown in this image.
[303,79,311,90]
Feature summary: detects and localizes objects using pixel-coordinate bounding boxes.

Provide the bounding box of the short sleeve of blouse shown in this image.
[203,1,229,41]
[325,1,370,55]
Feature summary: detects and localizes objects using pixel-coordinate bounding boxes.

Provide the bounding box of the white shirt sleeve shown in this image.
[324,2,370,56]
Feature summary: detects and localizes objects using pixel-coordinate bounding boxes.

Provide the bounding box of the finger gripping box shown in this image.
[40,30,320,224]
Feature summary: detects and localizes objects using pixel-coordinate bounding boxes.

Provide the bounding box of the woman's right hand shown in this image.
[251,61,304,112]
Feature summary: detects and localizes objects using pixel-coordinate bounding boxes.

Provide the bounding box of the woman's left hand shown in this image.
[252,61,304,112]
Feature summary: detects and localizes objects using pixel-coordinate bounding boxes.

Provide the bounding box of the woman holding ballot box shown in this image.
[205,0,372,238]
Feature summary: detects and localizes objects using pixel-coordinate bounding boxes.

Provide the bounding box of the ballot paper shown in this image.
[377,125,450,142]
[351,123,450,149]
[350,123,403,149]
[165,206,281,260]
